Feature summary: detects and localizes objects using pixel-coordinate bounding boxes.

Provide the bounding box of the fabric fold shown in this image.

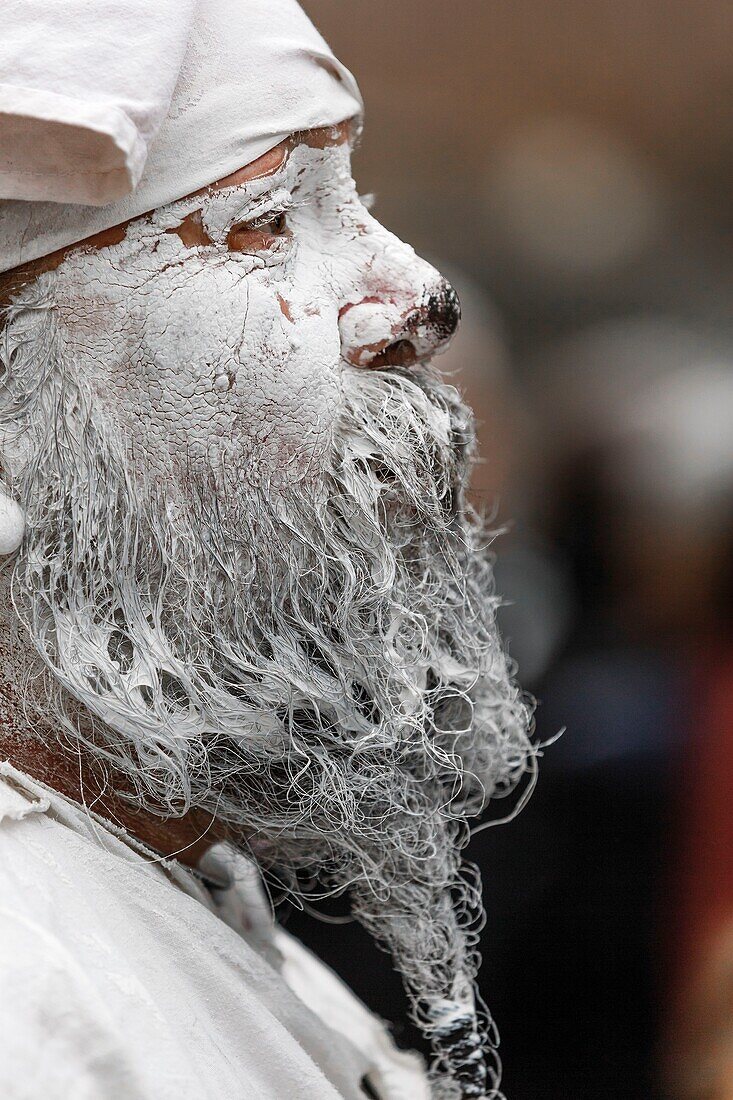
[0,0,198,207]
[0,0,363,274]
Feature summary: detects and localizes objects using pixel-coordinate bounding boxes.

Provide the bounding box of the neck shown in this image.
[0,729,222,869]
[0,575,224,870]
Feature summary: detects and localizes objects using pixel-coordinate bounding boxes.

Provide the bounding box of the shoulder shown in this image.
[0,906,150,1100]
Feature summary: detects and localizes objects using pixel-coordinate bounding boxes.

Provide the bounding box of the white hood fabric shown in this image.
[0,0,199,209]
[0,0,362,274]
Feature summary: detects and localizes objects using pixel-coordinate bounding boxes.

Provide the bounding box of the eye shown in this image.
[267,212,289,235]
[226,210,290,253]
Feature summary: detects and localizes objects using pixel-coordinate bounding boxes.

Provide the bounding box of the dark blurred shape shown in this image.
[484,117,666,285]
[668,655,733,1100]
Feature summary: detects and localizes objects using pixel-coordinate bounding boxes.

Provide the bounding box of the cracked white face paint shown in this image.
[46,136,449,491]
[1,128,521,1099]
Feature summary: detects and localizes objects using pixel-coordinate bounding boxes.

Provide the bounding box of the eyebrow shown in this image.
[171,172,291,249]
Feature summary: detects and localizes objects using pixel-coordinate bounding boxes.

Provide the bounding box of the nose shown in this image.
[339,277,461,369]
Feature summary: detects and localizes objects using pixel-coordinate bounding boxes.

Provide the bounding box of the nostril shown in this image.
[369,338,418,369]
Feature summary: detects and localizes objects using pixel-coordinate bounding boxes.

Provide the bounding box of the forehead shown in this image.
[210,120,354,193]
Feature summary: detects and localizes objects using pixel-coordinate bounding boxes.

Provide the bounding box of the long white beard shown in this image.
[2,286,534,1099]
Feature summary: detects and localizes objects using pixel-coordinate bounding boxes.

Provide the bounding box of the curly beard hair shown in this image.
[1,281,534,1099]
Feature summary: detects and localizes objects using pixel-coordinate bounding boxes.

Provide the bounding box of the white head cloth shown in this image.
[0,0,362,274]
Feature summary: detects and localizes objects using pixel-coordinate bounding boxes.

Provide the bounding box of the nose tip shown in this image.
[371,278,460,368]
[422,280,461,344]
[338,278,461,370]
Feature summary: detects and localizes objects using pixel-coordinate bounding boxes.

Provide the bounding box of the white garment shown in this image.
[0,0,198,207]
[0,0,362,272]
[0,763,429,1100]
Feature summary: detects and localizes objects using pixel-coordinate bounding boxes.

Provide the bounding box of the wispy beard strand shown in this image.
[2,290,534,1098]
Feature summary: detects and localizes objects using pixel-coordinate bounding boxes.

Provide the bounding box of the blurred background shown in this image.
[287,4,733,1096]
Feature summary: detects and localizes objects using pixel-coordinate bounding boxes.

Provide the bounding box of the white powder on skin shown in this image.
[38,141,444,492]
[0,133,531,1099]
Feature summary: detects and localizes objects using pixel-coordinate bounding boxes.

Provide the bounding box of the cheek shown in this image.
[232,302,344,484]
[98,266,343,488]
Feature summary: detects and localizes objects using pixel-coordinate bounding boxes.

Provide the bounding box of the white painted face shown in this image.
[1,131,525,1100]
[48,131,459,490]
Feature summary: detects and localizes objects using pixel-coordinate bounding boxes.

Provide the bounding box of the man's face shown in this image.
[2,123,530,1097]
[46,125,458,490]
